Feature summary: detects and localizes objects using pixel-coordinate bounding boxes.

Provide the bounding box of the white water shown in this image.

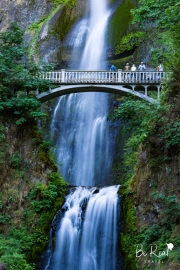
[78,186,119,270]
[44,186,119,270]
[51,0,112,187]
[42,0,120,269]
[80,0,110,69]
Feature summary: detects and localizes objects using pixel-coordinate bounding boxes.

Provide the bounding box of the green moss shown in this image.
[0,113,68,267]
[106,0,136,47]
[24,172,68,262]
[54,0,77,42]
[120,184,138,270]
[109,0,120,4]
[27,0,76,59]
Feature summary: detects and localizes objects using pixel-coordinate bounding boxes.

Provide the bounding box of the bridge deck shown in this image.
[39,70,170,84]
[36,70,171,103]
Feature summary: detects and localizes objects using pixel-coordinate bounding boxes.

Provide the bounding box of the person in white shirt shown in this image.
[131,64,136,71]
[158,64,163,71]
[138,62,146,80]
[138,62,146,70]
[131,64,137,80]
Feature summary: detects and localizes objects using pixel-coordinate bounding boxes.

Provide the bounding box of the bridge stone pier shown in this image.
[37,69,171,103]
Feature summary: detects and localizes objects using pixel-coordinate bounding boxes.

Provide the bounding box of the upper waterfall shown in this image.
[80,0,110,69]
[50,0,115,187]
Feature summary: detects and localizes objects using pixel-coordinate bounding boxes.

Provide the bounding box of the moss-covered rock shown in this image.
[106,0,137,49]
[0,112,68,268]
[119,70,180,269]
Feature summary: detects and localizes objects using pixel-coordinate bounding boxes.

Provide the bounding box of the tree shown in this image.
[130,0,180,65]
[116,0,180,66]
[131,0,180,29]
[0,22,53,123]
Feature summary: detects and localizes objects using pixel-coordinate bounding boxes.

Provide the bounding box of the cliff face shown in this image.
[0,0,132,67]
[0,0,86,65]
[120,71,180,270]
[0,115,56,232]
[0,112,68,268]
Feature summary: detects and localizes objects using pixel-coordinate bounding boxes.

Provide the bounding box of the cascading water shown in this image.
[51,0,112,187]
[41,0,121,269]
[43,186,120,270]
[80,0,110,69]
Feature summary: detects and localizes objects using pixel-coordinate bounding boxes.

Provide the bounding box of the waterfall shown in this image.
[41,0,121,269]
[43,186,120,270]
[51,0,112,187]
[78,186,119,270]
[80,0,110,69]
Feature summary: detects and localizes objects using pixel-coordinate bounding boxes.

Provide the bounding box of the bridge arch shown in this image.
[37,84,158,103]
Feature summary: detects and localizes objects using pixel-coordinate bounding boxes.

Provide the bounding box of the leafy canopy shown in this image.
[116,0,180,65]
[0,22,53,123]
[131,0,180,64]
[131,0,180,29]
[111,96,168,173]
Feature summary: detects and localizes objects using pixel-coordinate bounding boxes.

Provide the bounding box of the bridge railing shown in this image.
[38,70,171,83]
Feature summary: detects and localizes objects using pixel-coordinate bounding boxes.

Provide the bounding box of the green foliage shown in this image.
[27,173,67,212]
[0,22,53,123]
[10,152,21,168]
[48,171,68,190]
[131,0,180,29]
[161,119,180,149]
[142,224,162,246]
[148,31,175,67]
[111,97,166,172]
[27,182,57,212]
[152,192,180,221]
[0,22,51,96]
[120,189,180,268]
[130,0,180,65]
[111,87,180,172]
[0,97,47,124]
[0,213,11,224]
[115,31,145,54]
[0,172,68,267]
[0,234,35,270]
[0,253,35,270]
[120,189,139,270]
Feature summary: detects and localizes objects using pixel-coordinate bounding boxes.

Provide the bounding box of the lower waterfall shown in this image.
[42,186,120,270]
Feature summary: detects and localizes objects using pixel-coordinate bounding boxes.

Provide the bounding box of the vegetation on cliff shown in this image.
[115,0,180,67]
[0,23,68,269]
[107,0,136,48]
[112,1,180,268]
[115,85,180,269]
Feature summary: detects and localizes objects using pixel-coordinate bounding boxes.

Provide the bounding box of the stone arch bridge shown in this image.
[36,70,171,103]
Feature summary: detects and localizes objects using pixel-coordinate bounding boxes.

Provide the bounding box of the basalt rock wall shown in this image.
[0,0,134,67]
[0,0,87,64]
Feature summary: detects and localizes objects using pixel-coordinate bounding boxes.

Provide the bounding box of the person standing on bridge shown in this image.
[138,62,146,71]
[138,62,146,80]
[110,64,117,81]
[110,64,117,71]
[158,64,163,71]
[157,64,163,80]
[125,63,130,71]
[131,64,136,71]
[131,64,136,80]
